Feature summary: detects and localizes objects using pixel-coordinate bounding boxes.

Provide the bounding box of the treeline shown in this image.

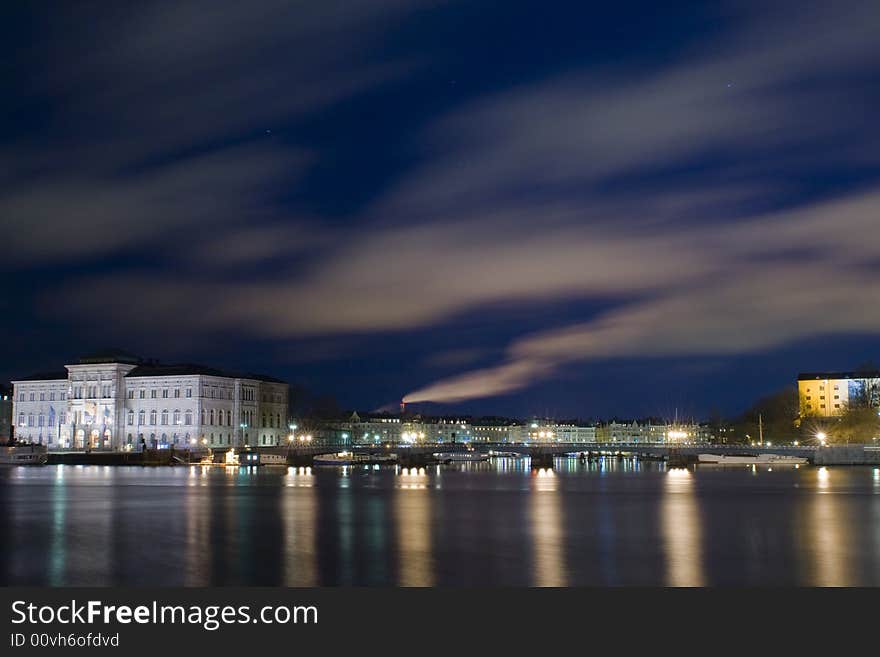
[723,384,880,445]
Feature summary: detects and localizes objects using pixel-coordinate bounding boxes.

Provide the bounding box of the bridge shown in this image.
[270,441,817,465]
[271,441,880,466]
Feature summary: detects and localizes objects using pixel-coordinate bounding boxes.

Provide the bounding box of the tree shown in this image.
[829,387,880,444]
[731,386,800,444]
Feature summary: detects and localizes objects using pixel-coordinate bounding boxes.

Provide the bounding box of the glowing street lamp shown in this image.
[816,431,827,446]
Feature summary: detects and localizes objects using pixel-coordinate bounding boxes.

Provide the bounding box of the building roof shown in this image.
[13,370,69,382]
[77,349,143,365]
[126,363,286,384]
[798,371,880,381]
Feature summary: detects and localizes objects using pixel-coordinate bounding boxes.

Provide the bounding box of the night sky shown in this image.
[2,1,879,420]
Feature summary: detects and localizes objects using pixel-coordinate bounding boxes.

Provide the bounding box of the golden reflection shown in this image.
[808,467,852,586]
[394,466,434,586]
[661,468,705,587]
[184,468,211,585]
[282,466,317,586]
[529,468,566,586]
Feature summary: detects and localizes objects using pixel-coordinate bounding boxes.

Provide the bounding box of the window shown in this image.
[173,410,180,425]
[128,411,134,426]
[28,414,34,427]
[128,390,134,399]
[150,410,157,425]
[60,392,67,401]
[60,412,66,425]
[29,393,35,401]
[174,388,180,398]
[201,410,206,425]
[18,393,24,402]
[138,410,145,426]
[139,390,145,399]
[162,389,169,399]
[38,414,44,427]
[835,404,841,408]
[834,395,840,399]
[209,409,215,425]
[151,390,157,399]
[186,388,192,398]
[185,410,192,425]
[18,413,24,426]
[49,392,55,401]
[161,410,169,425]
[227,410,232,426]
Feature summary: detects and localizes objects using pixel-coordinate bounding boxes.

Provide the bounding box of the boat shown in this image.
[196,448,241,467]
[488,450,522,458]
[313,452,398,466]
[0,444,48,465]
[434,451,490,463]
[697,453,808,465]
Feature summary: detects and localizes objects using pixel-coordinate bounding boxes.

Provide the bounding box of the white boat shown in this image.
[697,453,808,465]
[0,444,48,465]
[434,451,489,463]
[313,452,398,466]
[488,450,522,458]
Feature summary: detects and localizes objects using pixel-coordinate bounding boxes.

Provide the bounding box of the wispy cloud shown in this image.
[10,1,880,405]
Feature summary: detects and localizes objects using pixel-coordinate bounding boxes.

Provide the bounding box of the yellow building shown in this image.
[798,371,880,417]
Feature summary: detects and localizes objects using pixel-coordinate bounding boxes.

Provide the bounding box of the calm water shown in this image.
[2,459,880,586]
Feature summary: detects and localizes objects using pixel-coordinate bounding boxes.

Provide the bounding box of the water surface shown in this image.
[2,459,879,586]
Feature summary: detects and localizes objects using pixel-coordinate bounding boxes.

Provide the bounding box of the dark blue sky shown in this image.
[2,1,879,419]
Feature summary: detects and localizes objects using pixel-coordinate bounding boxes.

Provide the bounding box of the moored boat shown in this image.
[313,452,398,466]
[0,444,48,465]
[697,453,808,465]
[434,451,489,463]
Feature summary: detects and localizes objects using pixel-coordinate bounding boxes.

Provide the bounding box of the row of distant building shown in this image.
[2,353,878,448]
[301,412,714,446]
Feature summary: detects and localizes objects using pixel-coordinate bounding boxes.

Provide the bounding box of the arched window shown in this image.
[209,409,215,425]
[262,414,266,428]
[127,411,134,426]
[185,410,193,425]
[138,410,145,425]
[173,410,180,425]
[149,410,157,425]
[201,409,206,425]
[226,410,231,426]
[161,410,168,425]
[277,413,281,428]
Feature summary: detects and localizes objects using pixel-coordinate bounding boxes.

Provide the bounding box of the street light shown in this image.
[816,431,827,446]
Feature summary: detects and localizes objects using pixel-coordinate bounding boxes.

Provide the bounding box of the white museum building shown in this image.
[11,351,289,450]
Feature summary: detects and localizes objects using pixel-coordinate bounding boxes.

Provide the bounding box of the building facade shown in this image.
[798,371,880,418]
[12,353,288,449]
[596,421,708,444]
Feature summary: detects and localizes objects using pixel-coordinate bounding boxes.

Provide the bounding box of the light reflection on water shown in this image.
[2,459,880,586]
[661,469,704,587]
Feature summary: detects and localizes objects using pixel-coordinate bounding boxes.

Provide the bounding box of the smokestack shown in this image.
[399,400,406,416]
